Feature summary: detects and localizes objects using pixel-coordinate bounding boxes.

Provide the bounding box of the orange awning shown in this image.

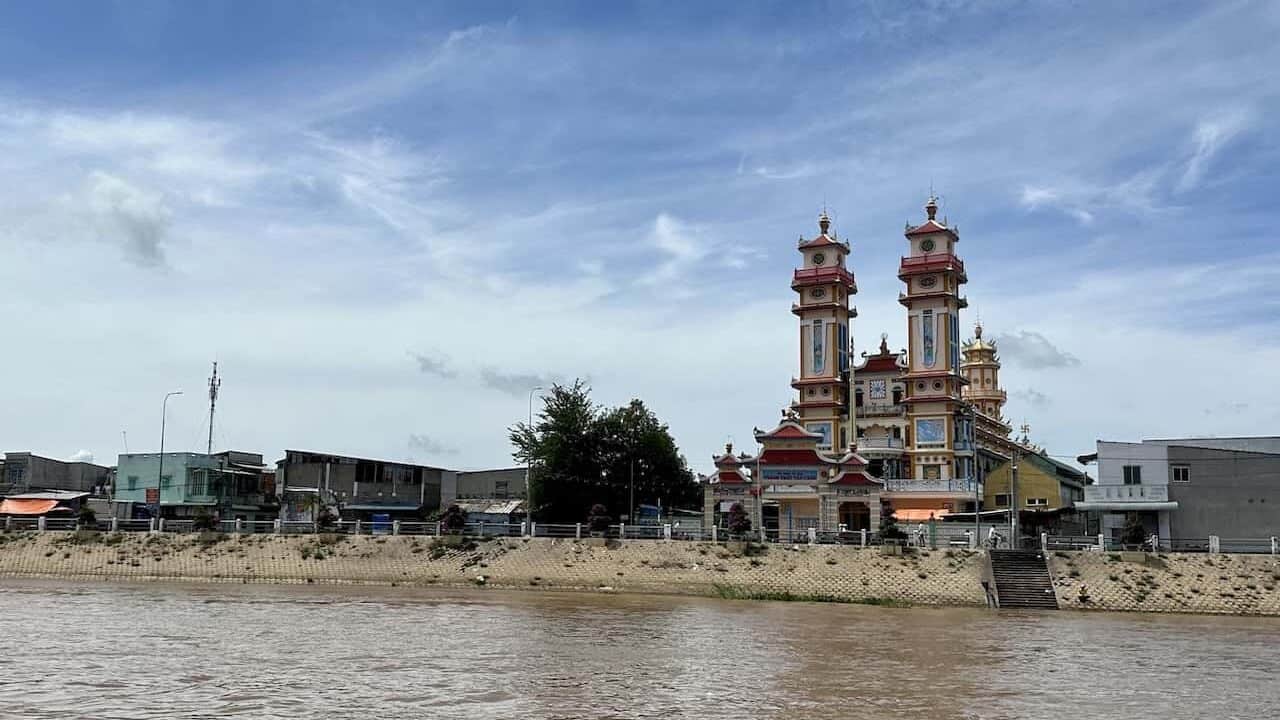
[0,499,60,515]
[893,508,949,522]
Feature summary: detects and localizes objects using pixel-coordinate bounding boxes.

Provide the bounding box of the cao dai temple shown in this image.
[704,198,1028,537]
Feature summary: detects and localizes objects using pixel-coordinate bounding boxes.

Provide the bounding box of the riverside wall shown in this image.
[0,531,984,606]
[2,531,1277,615]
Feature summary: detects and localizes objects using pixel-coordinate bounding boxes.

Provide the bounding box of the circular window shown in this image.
[921,239,936,252]
[933,381,943,390]
[920,276,937,288]
[822,387,831,396]
[916,382,925,390]
[807,388,816,396]
[812,288,826,299]
[813,253,826,265]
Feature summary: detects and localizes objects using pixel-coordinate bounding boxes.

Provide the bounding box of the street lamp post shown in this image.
[156,390,183,520]
[526,386,543,524]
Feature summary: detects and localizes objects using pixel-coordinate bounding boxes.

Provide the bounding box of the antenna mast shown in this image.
[207,362,221,456]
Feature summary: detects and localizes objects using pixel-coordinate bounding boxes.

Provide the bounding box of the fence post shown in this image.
[157,518,165,533]
[860,528,867,548]
[235,518,243,534]
[1208,535,1220,554]
[392,520,400,536]
[807,527,817,544]
[575,522,582,540]
[110,516,118,533]
[435,521,442,538]
[530,521,537,538]
[273,519,282,534]
[1040,532,1048,552]
[1149,534,1159,553]
[711,525,718,543]
[478,521,485,537]
[1272,536,1278,556]
[1097,533,1105,552]
[620,523,626,540]
[969,530,977,550]
[663,523,672,542]
[520,520,528,538]
[37,516,47,533]
[4,516,10,532]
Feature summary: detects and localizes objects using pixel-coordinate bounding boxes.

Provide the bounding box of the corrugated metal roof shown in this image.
[457,500,524,515]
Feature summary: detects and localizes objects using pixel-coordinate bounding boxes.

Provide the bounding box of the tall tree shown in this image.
[510,381,698,523]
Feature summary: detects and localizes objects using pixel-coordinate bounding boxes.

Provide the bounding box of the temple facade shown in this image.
[703,198,1023,536]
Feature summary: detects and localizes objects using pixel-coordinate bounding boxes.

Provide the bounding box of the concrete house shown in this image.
[1078,437,1280,546]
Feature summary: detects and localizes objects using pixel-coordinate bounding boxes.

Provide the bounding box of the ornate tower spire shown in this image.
[790,209,856,451]
[898,195,971,486]
[962,320,1008,423]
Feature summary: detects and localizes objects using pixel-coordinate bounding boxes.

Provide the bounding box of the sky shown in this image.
[2,0,1279,473]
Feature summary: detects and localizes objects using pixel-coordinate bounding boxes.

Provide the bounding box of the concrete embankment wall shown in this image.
[3,532,1277,615]
[1049,549,1280,615]
[0,532,986,607]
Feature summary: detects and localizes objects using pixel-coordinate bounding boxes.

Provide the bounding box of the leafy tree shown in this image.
[192,509,217,532]
[880,503,906,541]
[510,381,699,523]
[587,504,612,534]
[726,502,751,536]
[77,504,97,529]
[316,506,338,531]
[439,504,468,534]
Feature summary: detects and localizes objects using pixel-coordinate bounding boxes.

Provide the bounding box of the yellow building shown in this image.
[983,450,1088,532]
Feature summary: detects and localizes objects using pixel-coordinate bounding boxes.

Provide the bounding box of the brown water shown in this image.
[0,580,1276,719]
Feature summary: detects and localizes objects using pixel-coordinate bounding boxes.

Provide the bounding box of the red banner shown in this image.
[145,488,159,504]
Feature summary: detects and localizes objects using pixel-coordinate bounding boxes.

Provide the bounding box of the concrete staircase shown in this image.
[989,550,1059,609]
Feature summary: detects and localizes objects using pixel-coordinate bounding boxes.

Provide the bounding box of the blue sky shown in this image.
[1,1,1278,472]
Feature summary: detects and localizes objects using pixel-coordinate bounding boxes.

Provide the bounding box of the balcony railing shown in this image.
[898,254,965,275]
[791,266,855,287]
[859,403,904,417]
[857,436,904,449]
[883,478,978,494]
[1084,485,1169,503]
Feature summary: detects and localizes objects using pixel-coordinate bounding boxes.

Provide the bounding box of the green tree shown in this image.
[510,380,699,523]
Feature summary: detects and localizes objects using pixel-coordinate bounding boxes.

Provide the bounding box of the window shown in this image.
[1171,465,1190,483]
[1122,465,1142,485]
[994,494,1010,507]
[189,471,205,497]
[160,474,172,489]
[1026,497,1048,507]
[127,475,138,491]
[494,480,509,498]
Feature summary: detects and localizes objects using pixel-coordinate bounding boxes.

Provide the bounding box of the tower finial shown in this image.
[925,195,938,221]
[974,321,983,339]
[818,210,831,236]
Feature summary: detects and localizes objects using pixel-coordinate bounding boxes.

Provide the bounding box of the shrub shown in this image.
[192,510,217,532]
[587,504,612,534]
[77,504,97,529]
[438,504,468,534]
[316,507,338,531]
[726,503,752,537]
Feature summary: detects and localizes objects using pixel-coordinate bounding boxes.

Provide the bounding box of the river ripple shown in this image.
[0,580,1277,719]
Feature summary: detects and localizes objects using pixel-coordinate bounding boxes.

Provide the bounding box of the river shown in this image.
[0,579,1276,719]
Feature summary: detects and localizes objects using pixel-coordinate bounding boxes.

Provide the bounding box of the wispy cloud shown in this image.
[408,433,458,456]
[409,351,456,378]
[1177,109,1253,192]
[479,368,557,397]
[1012,388,1050,408]
[87,172,172,267]
[996,331,1081,369]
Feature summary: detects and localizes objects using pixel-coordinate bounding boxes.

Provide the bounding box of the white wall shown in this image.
[1096,441,1168,487]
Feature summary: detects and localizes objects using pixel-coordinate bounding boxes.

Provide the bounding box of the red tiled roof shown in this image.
[798,234,850,251]
[905,219,955,237]
[830,471,880,486]
[756,423,822,440]
[860,356,901,373]
[758,448,831,466]
[713,470,749,484]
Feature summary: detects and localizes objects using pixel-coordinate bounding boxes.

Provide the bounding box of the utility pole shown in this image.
[526,386,542,523]
[206,362,221,456]
[156,390,183,519]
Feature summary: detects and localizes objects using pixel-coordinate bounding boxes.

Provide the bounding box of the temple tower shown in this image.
[897,197,974,483]
[790,212,856,452]
[961,322,1008,420]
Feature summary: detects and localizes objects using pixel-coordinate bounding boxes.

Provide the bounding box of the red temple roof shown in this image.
[755,422,822,441]
[905,219,956,237]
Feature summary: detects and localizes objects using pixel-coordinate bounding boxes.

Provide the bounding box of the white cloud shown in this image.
[1177,109,1253,192]
[87,172,172,266]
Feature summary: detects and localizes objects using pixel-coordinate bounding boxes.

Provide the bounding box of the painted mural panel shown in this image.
[922,310,936,367]
[812,319,825,373]
[915,418,945,445]
[805,421,833,450]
